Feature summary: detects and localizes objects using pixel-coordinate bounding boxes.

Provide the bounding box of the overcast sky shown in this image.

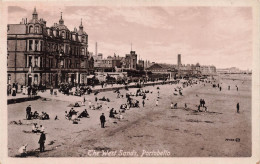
[8,5,252,70]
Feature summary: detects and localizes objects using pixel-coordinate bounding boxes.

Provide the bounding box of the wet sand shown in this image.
[8,74,251,157]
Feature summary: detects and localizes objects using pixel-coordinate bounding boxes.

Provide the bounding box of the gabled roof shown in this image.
[147,64,167,70]
[147,63,177,71]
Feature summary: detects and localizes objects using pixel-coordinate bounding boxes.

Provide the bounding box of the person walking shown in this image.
[26,105,31,120]
[100,113,106,128]
[237,103,240,113]
[38,131,46,152]
[142,99,145,107]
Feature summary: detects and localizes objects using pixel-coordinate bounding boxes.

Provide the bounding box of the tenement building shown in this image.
[7,8,94,88]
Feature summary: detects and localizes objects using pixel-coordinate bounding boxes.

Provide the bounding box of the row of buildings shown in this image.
[146,54,217,79]
[217,67,252,74]
[7,8,217,88]
[7,8,94,87]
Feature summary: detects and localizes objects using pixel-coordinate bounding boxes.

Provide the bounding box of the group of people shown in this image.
[26,105,50,120]
[65,108,90,124]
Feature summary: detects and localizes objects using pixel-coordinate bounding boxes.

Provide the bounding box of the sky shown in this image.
[7,5,253,70]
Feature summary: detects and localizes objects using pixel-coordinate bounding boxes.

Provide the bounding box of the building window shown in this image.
[56,59,58,68]
[35,57,38,67]
[81,48,85,55]
[60,60,64,68]
[28,56,32,67]
[62,31,65,39]
[35,40,39,51]
[68,59,71,68]
[29,40,33,51]
[49,58,53,68]
[40,57,42,68]
[40,41,43,51]
[35,26,40,33]
[29,26,33,33]
[8,74,11,84]
[34,74,38,84]
[82,36,85,43]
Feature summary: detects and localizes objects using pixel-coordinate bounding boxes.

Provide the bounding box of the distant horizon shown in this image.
[8,5,253,70]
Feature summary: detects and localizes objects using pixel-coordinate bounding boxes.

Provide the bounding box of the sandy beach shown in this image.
[8,74,251,157]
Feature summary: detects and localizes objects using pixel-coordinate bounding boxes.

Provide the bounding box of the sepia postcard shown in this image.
[0,0,259,164]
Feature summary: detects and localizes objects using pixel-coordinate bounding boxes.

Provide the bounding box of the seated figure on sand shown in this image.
[18,144,28,157]
[40,112,50,120]
[109,108,115,118]
[32,111,39,119]
[78,109,89,118]
[32,123,39,133]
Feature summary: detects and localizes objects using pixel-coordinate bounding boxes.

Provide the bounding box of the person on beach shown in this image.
[109,108,115,118]
[142,99,145,107]
[237,103,240,113]
[32,123,39,133]
[38,131,46,152]
[174,103,177,109]
[170,102,174,109]
[156,99,159,106]
[204,106,208,112]
[78,109,89,118]
[185,103,187,109]
[100,113,106,128]
[50,86,53,95]
[39,125,45,132]
[88,101,92,109]
[198,105,201,112]
[26,105,31,120]
[228,86,230,90]
[219,87,222,91]
[18,144,28,157]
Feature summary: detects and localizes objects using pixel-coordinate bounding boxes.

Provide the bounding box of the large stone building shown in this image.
[199,65,217,75]
[124,51,137,70]
[7,8,94,88]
